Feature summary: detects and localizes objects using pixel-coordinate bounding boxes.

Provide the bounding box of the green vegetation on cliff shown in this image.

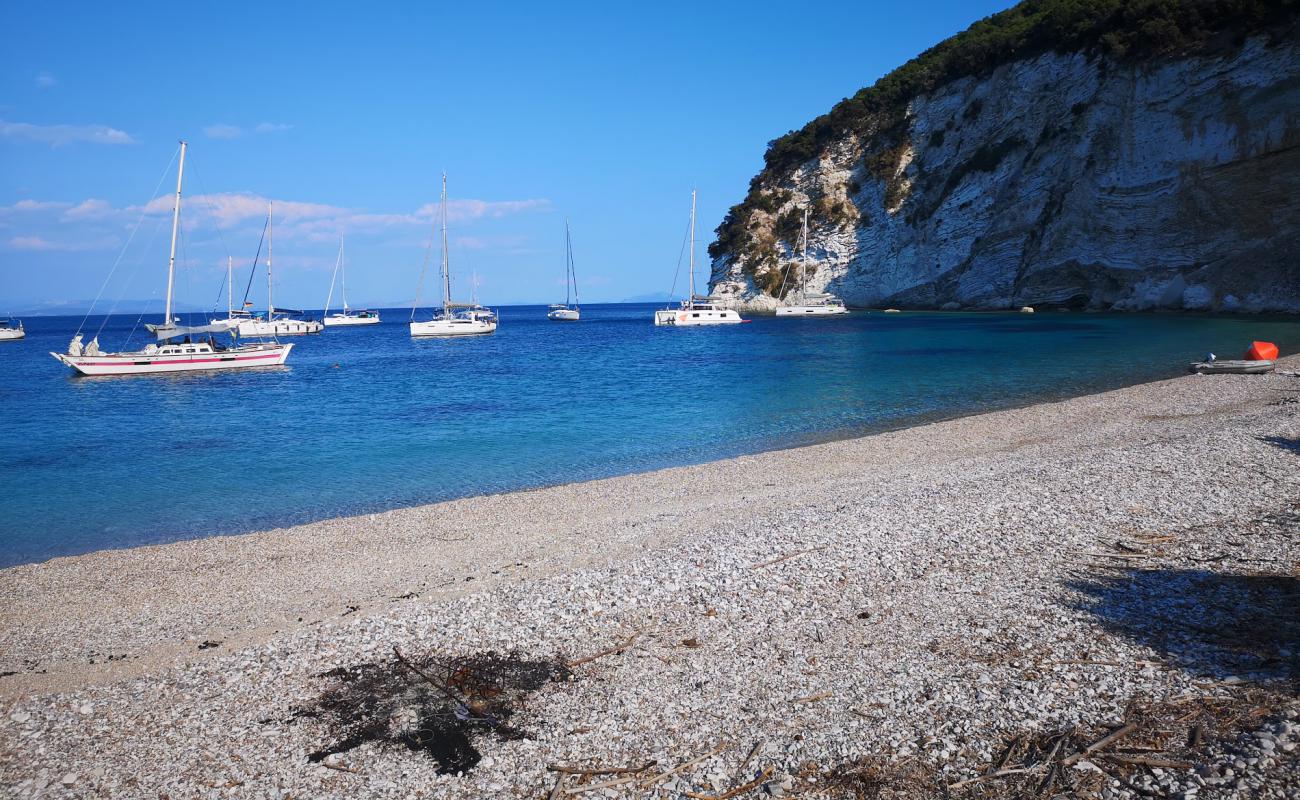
[709,0,1300,264]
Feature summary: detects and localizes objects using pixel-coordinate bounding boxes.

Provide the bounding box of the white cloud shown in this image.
[35,72,57,89]
[203,123,242,140]
[254,122,292,134]
[2,199,71,213]
[7,234,116,251]
[0,120,134,146]
[62,198,113,221]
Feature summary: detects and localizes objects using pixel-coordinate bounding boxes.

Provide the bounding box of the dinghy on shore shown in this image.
[1188,360,1275,374]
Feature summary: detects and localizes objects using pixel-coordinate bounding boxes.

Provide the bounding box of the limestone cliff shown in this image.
[708,3,1300,312]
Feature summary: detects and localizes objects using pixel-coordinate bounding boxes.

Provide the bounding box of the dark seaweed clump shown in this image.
[303,650,570,775]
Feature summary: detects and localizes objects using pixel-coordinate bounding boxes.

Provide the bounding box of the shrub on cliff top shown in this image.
[709,0,1299,263]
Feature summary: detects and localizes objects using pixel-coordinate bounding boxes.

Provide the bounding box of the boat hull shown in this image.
[238,319,324,336]
[775,305,849,316]
[1188,359,1275,374]
[50,343,294,376]
[0,329,24,341]
[323,314,380,326]
[410,319,497,337]
[654,309,744,326]
[547,309,580,321]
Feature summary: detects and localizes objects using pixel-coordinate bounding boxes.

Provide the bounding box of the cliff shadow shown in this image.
[1261,435,1300,456]
[1068,568,1299,683]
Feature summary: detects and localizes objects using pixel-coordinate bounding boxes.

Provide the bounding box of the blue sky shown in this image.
[0,0,1008,313]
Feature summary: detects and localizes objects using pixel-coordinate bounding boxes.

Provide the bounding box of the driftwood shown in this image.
[548,760,657,776]
[1061,722,1138,766]
[947,767,1032,789]
[792,691,833,704]
[731,740,762,785]
[749,547,827,570]
[566,632,641,668]
[639,742,733,787]
[684,767,774,799]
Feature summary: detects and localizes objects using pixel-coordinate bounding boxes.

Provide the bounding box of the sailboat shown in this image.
[547,220,580,321]
[653,190,745,326]
[775,207,848,316]
[51,141,293,375]
[409,174,498,337]
[237,203,325,337]
[323,234,380,326]
[0,319,24,341]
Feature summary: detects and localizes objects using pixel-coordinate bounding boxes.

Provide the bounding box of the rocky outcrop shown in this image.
[709,35,1300,312]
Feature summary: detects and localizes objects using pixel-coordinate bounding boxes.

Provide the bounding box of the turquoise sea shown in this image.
[1,304,1296,567]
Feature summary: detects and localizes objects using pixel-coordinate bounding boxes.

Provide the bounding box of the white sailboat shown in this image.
[410,174,498,337]
[547,220,580,321]
[51,141,293,376]
[775,207,848,316]
[238,203,325,337]
[0,319,24,341]
[653,190,745,326]
[323,234,380,326]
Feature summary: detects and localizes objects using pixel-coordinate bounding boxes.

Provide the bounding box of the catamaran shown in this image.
[0,319,23,341]
[775,207,848,316]
[547,220,580,321]
[323,234,380,326]
[410,174,498,337]
[51,142,293,376]
[238,203,324,337]
[653,190,745,326]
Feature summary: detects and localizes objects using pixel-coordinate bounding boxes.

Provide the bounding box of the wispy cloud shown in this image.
[0,120,134,146]
[62,198,114,221]
[254,122,292,134]
[203,123,242,140]
[7,234,116,251]
[35,72,57,89]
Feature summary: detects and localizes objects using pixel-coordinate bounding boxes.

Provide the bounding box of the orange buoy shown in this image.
[1245,341,1279,361]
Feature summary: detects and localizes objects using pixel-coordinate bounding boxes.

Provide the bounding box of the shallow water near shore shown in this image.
[1,303,1297,566]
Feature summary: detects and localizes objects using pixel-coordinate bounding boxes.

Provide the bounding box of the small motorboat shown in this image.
[0,319,24,341]
[1188,360,1275,375]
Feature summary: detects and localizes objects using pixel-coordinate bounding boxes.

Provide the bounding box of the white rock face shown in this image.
[711,38,1300,312]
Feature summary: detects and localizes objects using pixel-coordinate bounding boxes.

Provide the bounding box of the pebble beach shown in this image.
[2,359,1297,799]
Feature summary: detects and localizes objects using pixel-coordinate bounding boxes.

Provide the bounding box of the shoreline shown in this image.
[2,358,1297,797]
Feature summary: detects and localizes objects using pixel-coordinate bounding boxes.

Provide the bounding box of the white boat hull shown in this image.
[410,318,497,337]
[547,308,580,321]
[51,343,294,376]
[654,308,744,326]
[323,314,380,326]
[775,305,849,316]
[238,319,323,336]
[0,328,24,341]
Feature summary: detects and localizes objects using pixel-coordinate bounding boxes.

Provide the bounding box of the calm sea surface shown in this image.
[1,304,1296,566]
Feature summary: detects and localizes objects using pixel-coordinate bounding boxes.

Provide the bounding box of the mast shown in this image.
[440,172,451,315]
[227,256,233,317]
[570,220,579,309]
[688,189,697,302]
[564,219,571,307]
[800,206,809,301]
[267,201,275,319]
[163,140,187,326]
[340,233,348,313]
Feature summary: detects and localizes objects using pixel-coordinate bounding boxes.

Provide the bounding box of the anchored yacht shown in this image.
[653,190,745,326]
[547,220,580,321]
[51,142,293,376]
[323,235,380,326]
[410,175,498,337]
[775,207,848,316]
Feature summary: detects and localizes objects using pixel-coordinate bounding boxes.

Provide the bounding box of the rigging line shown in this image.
[241,216,269,310]
[411,200,438,321]
[183,156,235,264]
[75,145,181,336]
[667,212,692,302]
[96,213,169,342]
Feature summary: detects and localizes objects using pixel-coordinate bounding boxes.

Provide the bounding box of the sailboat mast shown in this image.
[564,219,571,307]
[570,221,579,309]
[440,173,451,315]
[340,233,348,312]
[689,189,697,301]
[227,256,233,317]
[164,140,187,325]
[267,201,275,318]
[801,206,809,299]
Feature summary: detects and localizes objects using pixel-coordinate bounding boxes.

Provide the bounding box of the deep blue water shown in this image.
[1,304,1297,567]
